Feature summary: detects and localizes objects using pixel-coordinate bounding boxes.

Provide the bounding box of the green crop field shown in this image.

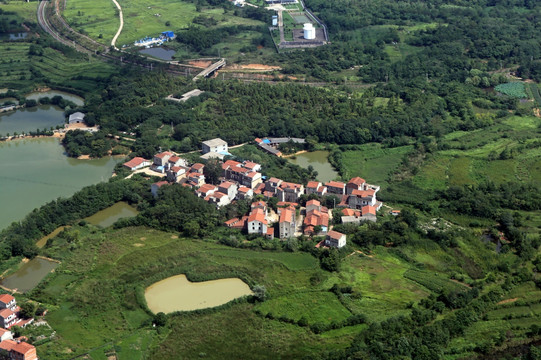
[63,0,264,46]
[340,143,413,186]
[494,82,528,98]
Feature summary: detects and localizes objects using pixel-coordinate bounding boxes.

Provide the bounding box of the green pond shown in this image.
[0,258,59,293]
[145,274,253,313]
[84,202,139,227]
[25,90,84,106]
[0,105,66,135]
[0,138,120,230]
[287,151,339,183]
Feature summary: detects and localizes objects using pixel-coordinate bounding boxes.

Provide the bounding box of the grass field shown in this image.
[340,143,413,186]
[64,0,264,46]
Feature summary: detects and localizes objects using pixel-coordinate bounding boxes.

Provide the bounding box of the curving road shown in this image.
[110,0,124,49]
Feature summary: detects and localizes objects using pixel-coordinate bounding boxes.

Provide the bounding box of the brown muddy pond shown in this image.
[144,274,253,313]
[0,258,59,293]
[84,201,138,227]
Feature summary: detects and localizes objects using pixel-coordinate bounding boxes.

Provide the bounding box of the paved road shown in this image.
[278,10,285,44]
[110,0,124,49]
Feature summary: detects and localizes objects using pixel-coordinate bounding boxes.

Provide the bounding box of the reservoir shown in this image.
[0,105,66,135]
[0,138,120,230]
[287,151,338,183]
[145,274,253,313]
[0,257,59,293]
[139,47,176,61]
[84,201,139,227]
[25,90,85,106]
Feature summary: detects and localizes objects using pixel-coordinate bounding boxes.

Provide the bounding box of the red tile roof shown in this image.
[219,181,236,189]
[362,205,377,216]
[191,163,205,170]
[0,308,14,318]
[168,156,181,163]
[248,208,267,224]
[123,157,148,169]
[243,161,259,170]
[327,230,345,240]
[155,151,172,159]
[348,177,366,186]
[222,160,241,170]
[277,201,298,208]
[280,182,302,190]
[238,186,251,193]
[306,199,320,207]
[267,177,282,184]
[279,209,294,223]
[254,138,263,143]
[225,218,240,226]
[326,181,345,189]
[12,341,36,357]
[266,227,274,236]
[306,181,320,189]
[0,294,15,304]
[341,208,360,217]
[198,184,217,193]
[0,339,16,352]
[152,181,168,188]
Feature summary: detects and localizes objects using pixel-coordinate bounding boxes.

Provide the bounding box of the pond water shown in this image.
[25,90,84,106]
[0,32,28,41]
[0,105,66,135]
[145,274,253,313]
[139,47,176,61]
[0,258,59,293]
[287,150,339,183]
[0,138,120,230]
[84,202,138,227]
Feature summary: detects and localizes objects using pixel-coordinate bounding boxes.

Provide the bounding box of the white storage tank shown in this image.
[303,23,315,40]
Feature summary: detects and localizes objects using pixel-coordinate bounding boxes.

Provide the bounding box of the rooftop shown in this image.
[0,294,15,303]
[248,208,267,224]
[202,138,227,147]
[123,157,148,168]
[326,181,345,188]
[348,177,366,186]
[327,230,345,240]
[155,151,173,159]
[279,209,294,223]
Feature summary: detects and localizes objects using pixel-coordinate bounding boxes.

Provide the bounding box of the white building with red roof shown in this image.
[0,339,38,360]
[236,186,253,200]
[325,230,346,248]
[276,182,304,203]
[196,184,217,198]
[305,181,321,195]
[279,208,296,239]
[325,181,346,195]
[218,181,238,200]
[123,157,151,171]
[346,177,366,194]
[153,151,173,167]
[247,208,268,235]
[0,295,16,311]
[0,309,17,329]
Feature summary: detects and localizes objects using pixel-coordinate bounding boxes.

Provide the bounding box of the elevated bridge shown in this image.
[193,58,226,81]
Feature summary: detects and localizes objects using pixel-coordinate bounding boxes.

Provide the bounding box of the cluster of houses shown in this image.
[123,138,383,249]
[0,295,37,360]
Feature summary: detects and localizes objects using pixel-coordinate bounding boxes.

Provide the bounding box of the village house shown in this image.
[166,166,187,182]
[186,172,205,187]
[0,309,17,329]
[276,182,304,203]
[167,155,186,168]
[218,181,238,201]
[255,138,282,157]
[0,329,12,343]
[341,206,377,224]
[202,138,228,154]
[325,181,346,195]
[122,157,151,171]
[0,296,16,312]
[243,161,261,172]
[304,200,329,235]
[279,208,296,239]
[325,230,347,248]
[251,201,268,215]
[347,189,377,209]
[236,186,253,200]
[305,181,321,195]
[190,163,205,174]
[346,177,366,194]
[222,160,263,189]
[68,112,85,125]
[247,208,268,235]
[195,184,217,198]
[0,339,38,360]
[264,177,283,196]
[152,151,173,172]
[205,192,231,207]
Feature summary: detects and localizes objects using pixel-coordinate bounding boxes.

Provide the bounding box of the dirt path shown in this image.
[111,0,124,49]
[497,297,519,305]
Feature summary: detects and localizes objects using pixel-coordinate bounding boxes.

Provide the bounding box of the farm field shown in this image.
[63,0,264,47]
[411,116,541,191]
[0,42,116,92]
[26,220,513,359]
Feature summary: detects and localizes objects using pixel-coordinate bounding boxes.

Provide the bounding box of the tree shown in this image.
[19,302,36,319]
[252,285,267,302]
[203,159,222,185]
[153,312,167,327]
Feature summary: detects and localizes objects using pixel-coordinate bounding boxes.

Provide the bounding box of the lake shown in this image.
[0,138,120,230]
[287,151,338,183]
[25,90,84,106]
[0,105,66,135]
[145,274,253,313]
[84,201,138,227]
[0,257,59,293]
[139,47,176,61]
